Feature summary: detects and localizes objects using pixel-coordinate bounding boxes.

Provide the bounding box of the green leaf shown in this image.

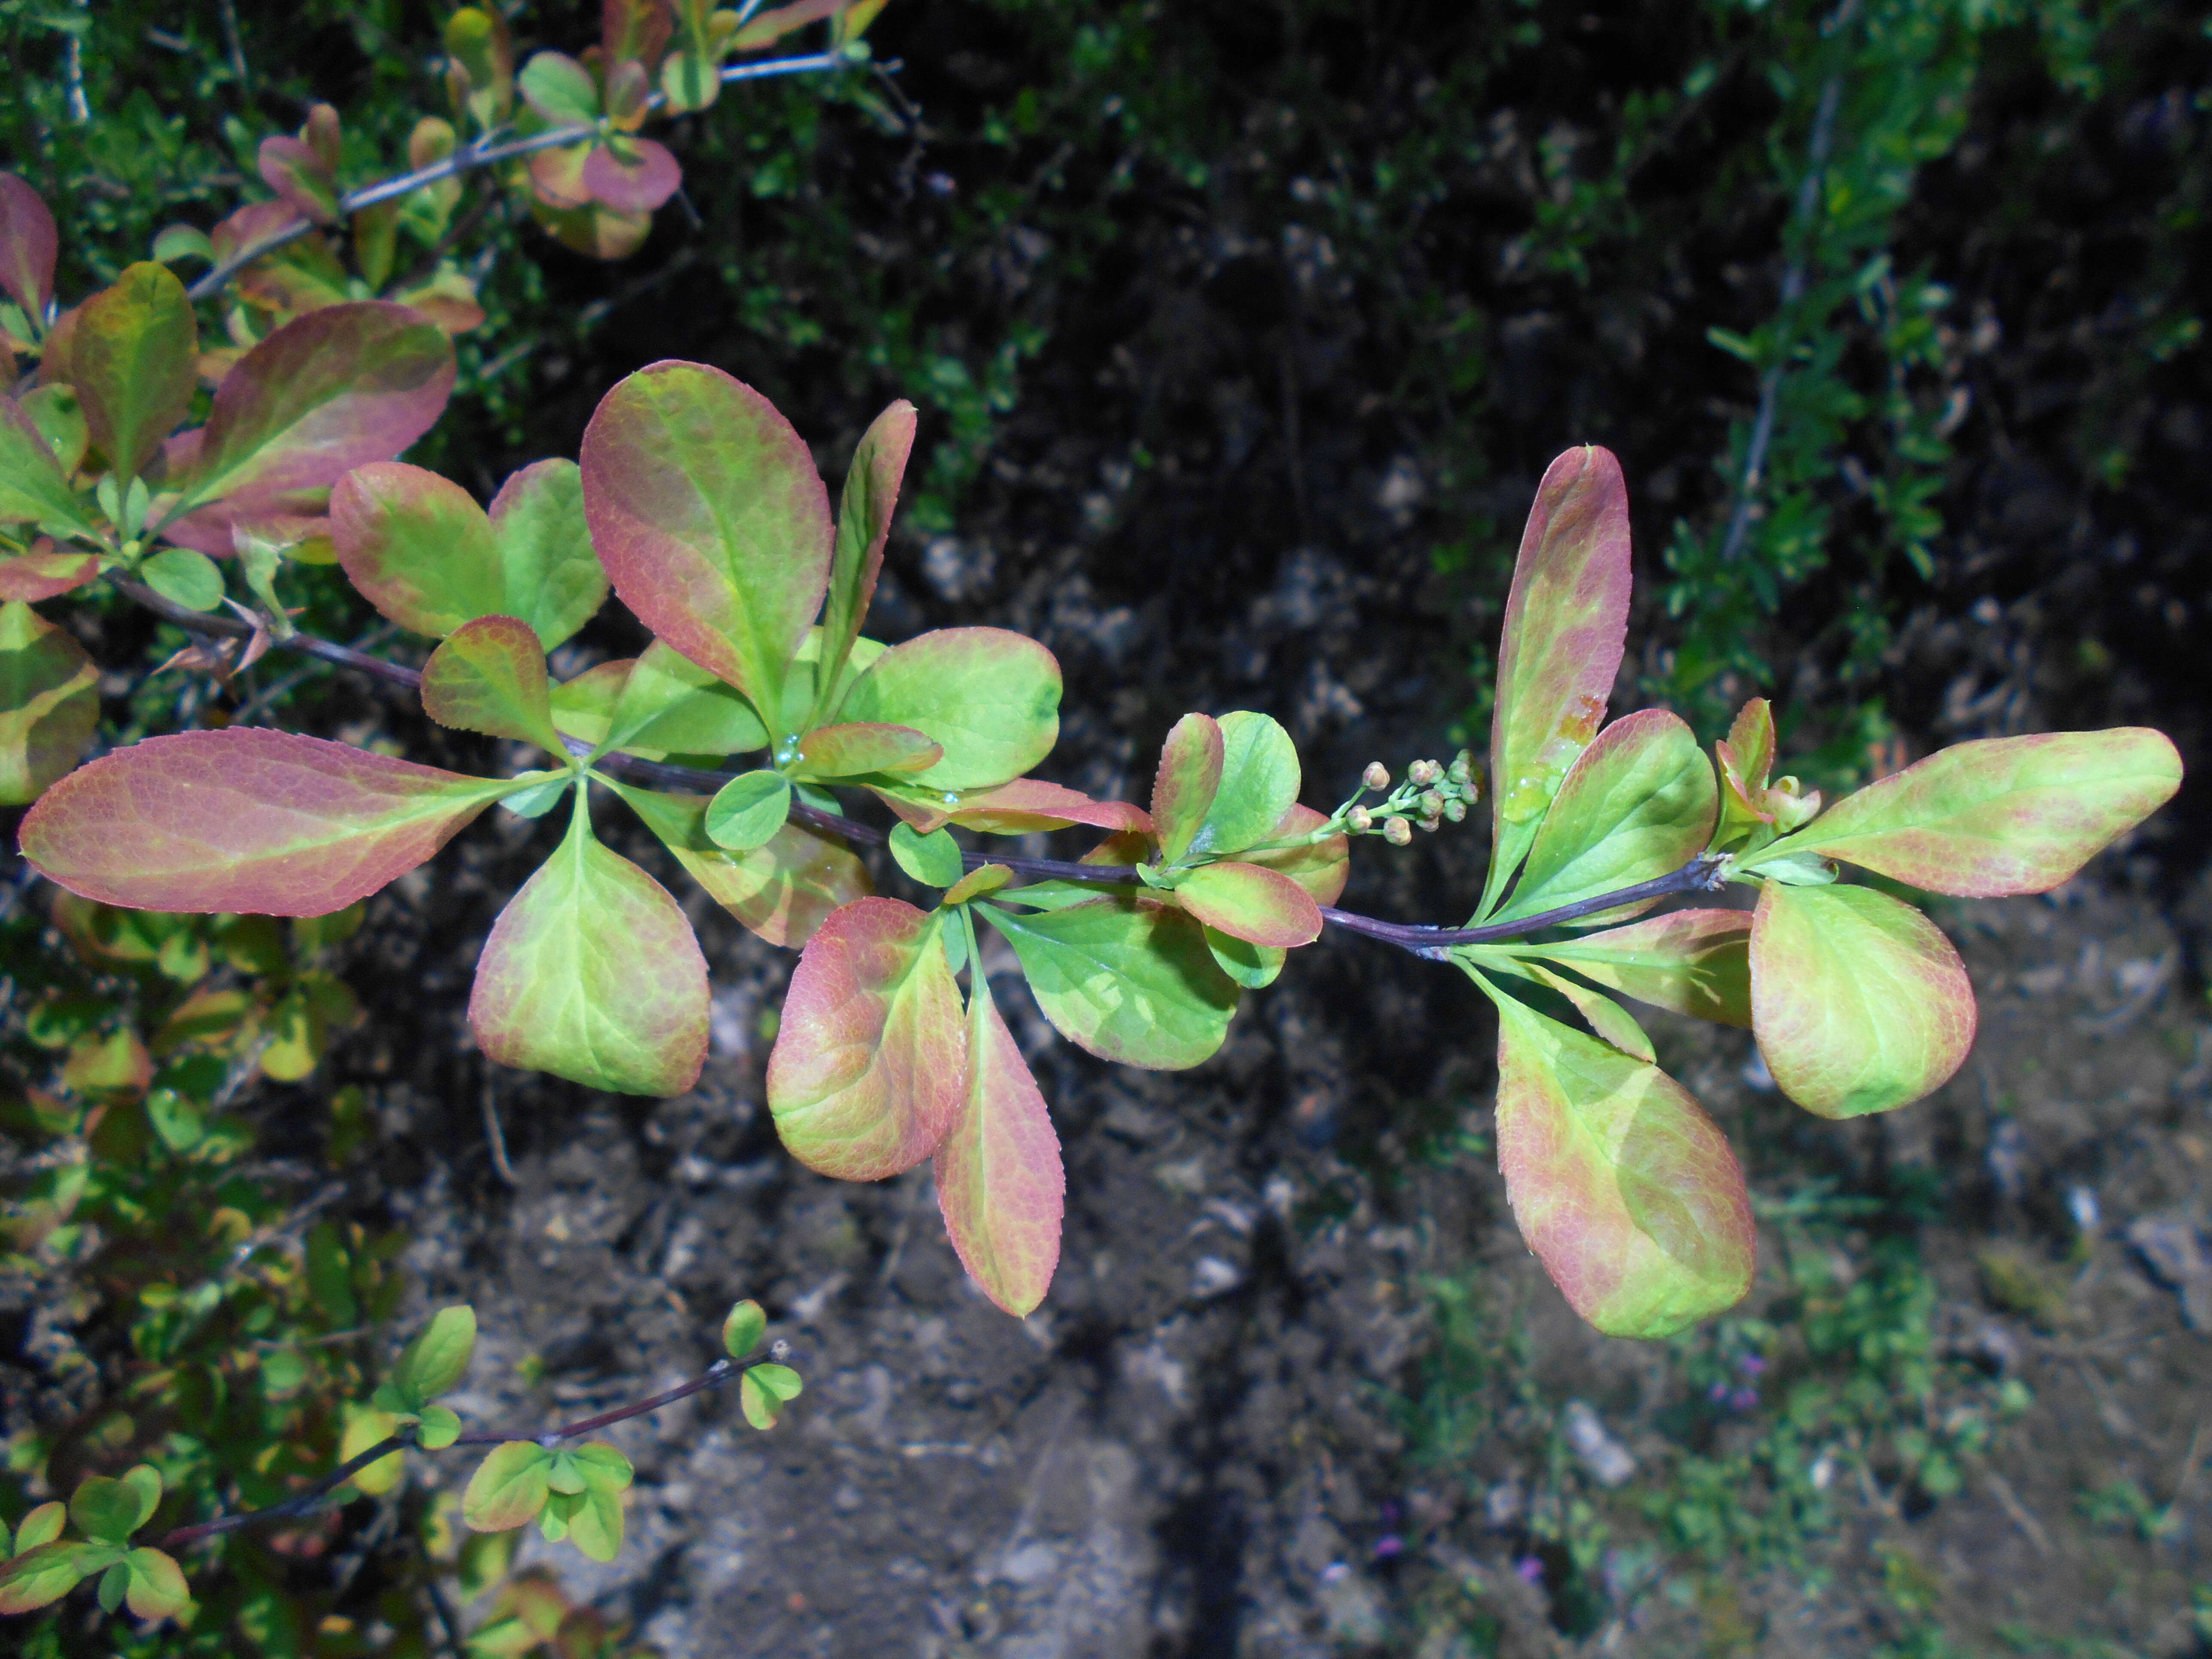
[391,1305,477,1407]
[814,400,917,727]
[468,792,710,1096]
[70,1472,149,1545]
[72,263,198,482]
[21,729,510,914]
[499,772,572,819]
[613,781,869,949]
[0,395,97,538]
[834,627,1061,791]
[462,1441,554,1532]
[98,1559,128,1613]
[122,1547,190,1621]
[1470,974,1753,1338]
[1478,953,1655,1062]
[20,385,87,478]
[567,1441,634,1490]
[934,978,1063,1316]
[1203,926,1285,989]
[1149,712,1222,863]
[1741,729,2184,897]
[790,721,941,781]
[517,50,603,123]
[1197,711,1300,858]
[1523,908,1753,1027]
[486,459,608,650]
[340,1404,405,1496]
[747,1363,802,1402]
[0,1541,111,1614]
[416,1404,462,1449]
[1748,881,1975,1119]
[14,1501,66,1553]
[0,598,98,806]
[596,640,771,760]
[551,1451,629,1561]
[580,362,833,734]
[1171,860,1322,948]
[888,821,965,888]
[118,1465,161,1534]
[740,1368,795,1430]
[980,896,1239,1070]
[1493,709,1715,923]
[420,615,567,753]
[329,462,504,638]
[705,769,792,851]
[766,898,965,1179]
[1480,447,1632,918]
[140,546,225,612]
[721,1299,766,1359]
[545,1450,589,1496]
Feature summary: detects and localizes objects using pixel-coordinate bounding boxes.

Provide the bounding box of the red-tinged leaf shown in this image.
[1172,860,1322,948]
[833,627,1063,791]
[0,544,100,601]
[581,362,833,729]
[1534,908,1753,1027]
[583,137,682,213]
[19,729,508,915]
[487,459,606,649]
[1150,712,1223,863]
[1480,984,1753,1338]
[730,0,846,50]
[1242,803,1349,906]
[258,136,340,224]
[1495,710,1716,923]
[1749,881,1975,1119]
[766,897,965,1179]
[1481,447,1632,916]
[980,896,1239,1070]
[938,778,1153,838]
[463,1442,555,1532]
[604,0,675,68]
[421,615,566,752]
[0,1540,110,1614]
[72,263,199,482]
[935,983,1064,1316]
[529,196,653,261]
[122,1547,190,1621]
[0,599,97,805]
[815,401,918,725]
[793,721,941,780]
[1744,729,2183,897]
[331,461,501,634]
[615,781,868,948]
[0,394,98,538]
[1198,711,1301,857]
[468,796,709,1097]
[206,198,304,277]
[0,173,58,320]
[167,303,456,549]
[527,142,596,212]
[1490,956,1655,1062]
[1718,698,1775,810]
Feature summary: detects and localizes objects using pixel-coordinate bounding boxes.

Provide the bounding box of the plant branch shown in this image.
[450,1358,737,1447]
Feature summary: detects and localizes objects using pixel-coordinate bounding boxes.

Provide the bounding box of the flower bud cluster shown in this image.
[1337,749,1481,848]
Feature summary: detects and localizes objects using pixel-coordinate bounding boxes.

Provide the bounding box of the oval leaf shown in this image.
[0,172,58,320]
[468,801,709,1096]
[122,1547,190,1621]
[721,1299,766,1359]
[793,721,942,781]
[1483,984,1753,1338]
[421,615,565,751]
[21,729,508,914]
[1745,729,2184,897]
[980,896,1239,1070]
[888,821,965,888]
[0,545,101,602]
[814,400,917,723]
[462,1441,554,1532]
[0,394,98,538]
[70,1475,144,1545]
[1496,709,1717,922]
[1150,712,1223,863]
[487,458,608,650]
[392,1304,477,1406]
[73,263,198,482]
[582,137,682,213]
[0,1541,106,1614]
[1172,860,1322,948]
[934,778,1153,838]
[704,769,792,852]
[935,982,1065,1316]
[1199,711,1300,858]
[331,461,503,637]
[1749,881,1976,1119]
[0,598,98,805]
[580,361,833,728]
[835,627,1062,791]
[599,638,771,758]
[141,546,226,612]
[1533,908,1753,1027]
[614,781,869,948]
[766,897,965,1179]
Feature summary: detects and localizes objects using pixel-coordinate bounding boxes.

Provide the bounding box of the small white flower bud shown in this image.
[1383,816,1412,847]
[1420,790,1445,818]
[1363,761,1391,792]
[1347,805,1373,833]
[1409,759,1440,787]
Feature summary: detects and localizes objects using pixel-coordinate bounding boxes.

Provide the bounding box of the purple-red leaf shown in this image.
[766,897,966,1179]
[935,983,1064,1317]
[420,615,565,752]
[615,781,869,948]
[583,137,682,213]
[581,362,833,728]
[468,798,709,1097]
[881,778,1152,838]
[19,729,507,915]
[0,173,58,322]
[1172,860,1322,948]
[71,263,199,482]
[1150,712,1223,863]
[0,544,100,602]
[1749,881,1975,1119]
[0,598,98,805]
[815,400,917,725]
[258,136,340,225]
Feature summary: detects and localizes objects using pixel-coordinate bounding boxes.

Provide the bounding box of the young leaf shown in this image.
[0,395,99,539]
[943,865,1016,906]
[169,303,455,543]
[597,639,771,758]
[1481,446,1633,917]
[0,544,101,602]
[72,263,199,483]
[1492,709,1716,922]
[935,978,1065,1316]
[765,897,966,1179]
[814,400,918,726]
[486,459,608,650]
[580,362,833,730]
[517,50,602,123]
[468,794,711,1096]
[791,721,942,781]
[70,1473,149,1544]
[739,1369,787,1430]
[550,1445,631,1562]
[0,598,98,805]
[834,628,1062,790]
[704,769,792,851]
[391,1305,477,1407]
[20,729,510,913]
[1171,860,1322,948]
[583,138,683,213]
[15,1501,65,1552]
[0,1541,109,1614]
[980,896,1239,1070]
[1149,712,1224,863]
[118,1465,161,1533]
[1529,908,1753,1027]
[1741,729,2183,897]
[0,173,58,323]
[122,1547,190,1621]
[330,462,504,636]
[1749,881,1975,1119]
[888,821,965,888]
[416,1404,462,1449]
[340,1404,404,1495]
[1198,711,1300,857]
[141,546,227,612]
[721,1299,766,1359]
[421,616,567,752]
[613,781,868,948]
[1479,981,1754,1338]
[463,1441,555,1532]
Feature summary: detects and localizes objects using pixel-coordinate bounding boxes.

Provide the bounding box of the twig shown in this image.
[416,1525,468,1659]
[480,1070,517,1188]
[1982,1470,2052,1557]
[451,1358,737,1446]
